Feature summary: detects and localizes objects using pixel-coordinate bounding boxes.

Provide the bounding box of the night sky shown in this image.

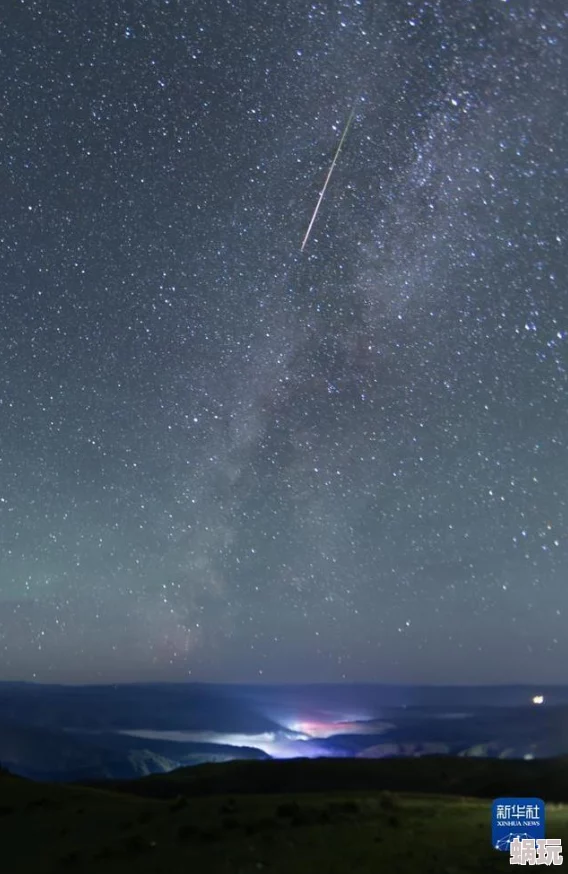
[1,0,566,685]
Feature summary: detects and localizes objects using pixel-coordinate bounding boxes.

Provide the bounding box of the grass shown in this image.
[1,759,567,873]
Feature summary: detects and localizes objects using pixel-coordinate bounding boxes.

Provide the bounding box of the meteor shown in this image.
[300,100,358,252]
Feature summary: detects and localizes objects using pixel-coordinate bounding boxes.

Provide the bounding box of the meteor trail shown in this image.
[300,101,358,252]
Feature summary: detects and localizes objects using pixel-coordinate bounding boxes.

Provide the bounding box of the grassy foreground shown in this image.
[2,760,567,873]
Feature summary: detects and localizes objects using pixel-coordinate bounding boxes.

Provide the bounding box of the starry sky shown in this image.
[1,0,567,685]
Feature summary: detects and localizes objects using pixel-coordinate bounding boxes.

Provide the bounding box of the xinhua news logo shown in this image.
[509,837,563,866]
[490,797,563,866]
[492,798,546,852]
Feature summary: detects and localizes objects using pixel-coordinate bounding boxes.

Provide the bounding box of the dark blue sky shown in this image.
[1,0,566,683]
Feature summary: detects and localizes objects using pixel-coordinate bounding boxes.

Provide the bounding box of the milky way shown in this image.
[1,1,566,683]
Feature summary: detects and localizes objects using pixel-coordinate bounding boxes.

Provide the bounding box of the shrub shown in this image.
[59,851,80,867]
[327,800,360,816]
[177,823,198,842]
[169,795,188,812]
[276,801,301,818]
[379,791,400,811]
[220,798,238,813]
[123,834,148,853]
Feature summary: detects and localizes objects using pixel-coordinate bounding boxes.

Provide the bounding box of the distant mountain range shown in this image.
[1,681,568,782]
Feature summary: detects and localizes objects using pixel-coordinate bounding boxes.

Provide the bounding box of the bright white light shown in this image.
[532,695,545,705]
[117,728,322,758]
